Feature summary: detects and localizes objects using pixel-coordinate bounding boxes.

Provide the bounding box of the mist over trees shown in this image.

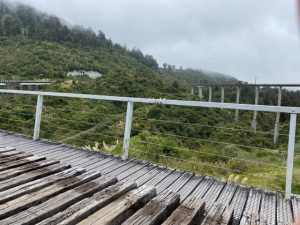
[0,0,158,68]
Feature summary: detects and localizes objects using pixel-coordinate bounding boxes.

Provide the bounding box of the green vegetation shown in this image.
[0,38,165,98]
[0,0,158,68]
[160,66,238,85]
[0,0,300,194]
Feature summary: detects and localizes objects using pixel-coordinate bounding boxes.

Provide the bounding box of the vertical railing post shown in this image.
[274,86,282,144]
[235,86,240,122]
[33,94,43,141]
[122,101,134,160]
[285,112,297,199]
[252,86,259,132]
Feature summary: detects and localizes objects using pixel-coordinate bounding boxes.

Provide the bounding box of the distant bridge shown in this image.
[0,80,52,90]
[190,83,300,87]
[190,83,300,144]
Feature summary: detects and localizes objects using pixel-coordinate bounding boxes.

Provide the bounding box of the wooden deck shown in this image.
[0,131,299,225]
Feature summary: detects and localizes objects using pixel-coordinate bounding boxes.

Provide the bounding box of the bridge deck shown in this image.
[190,83,300,87]
[0,131,299,225]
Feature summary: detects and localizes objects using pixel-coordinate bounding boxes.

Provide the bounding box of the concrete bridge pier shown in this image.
[252,86,259,131]
[235,86,240,122]
[208,86,212,102]
[221,86,224,103]
[198,86,203,99]
[220,86,224,110]
[274,86,282,144]
[191,87,194,95]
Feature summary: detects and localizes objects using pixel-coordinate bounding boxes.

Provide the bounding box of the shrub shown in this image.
[227,158,248,173]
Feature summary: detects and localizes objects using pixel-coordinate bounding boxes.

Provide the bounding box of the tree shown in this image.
[130,48,144,60]
[97,30,105,40]
[3,15,22,36]
[144,54,158,68]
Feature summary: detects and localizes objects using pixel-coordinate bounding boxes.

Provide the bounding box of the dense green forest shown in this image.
[0,0,300,194]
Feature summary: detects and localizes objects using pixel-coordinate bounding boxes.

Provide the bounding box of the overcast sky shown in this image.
[11,0,300,83]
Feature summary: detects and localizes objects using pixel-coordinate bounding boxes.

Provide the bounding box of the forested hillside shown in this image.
[160,67,238,85]
[0,0,238,93]
[0,0,300,194]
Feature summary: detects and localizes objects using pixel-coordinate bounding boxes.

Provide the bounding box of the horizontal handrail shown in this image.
[0,89,300,114]
[0,88,298,198]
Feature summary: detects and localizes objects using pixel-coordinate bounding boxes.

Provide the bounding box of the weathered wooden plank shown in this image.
[207,203,226,225]
[201,203,226,225]
[96,158,124,171]
[20,144,64,156]
[12,142,56,152]
[0,138,28,147]
[0,170,101,219]
[240,213,267,225]
[55,154,98,167]
[0,150,23,159]
[162,195,205,225]
[32,147,85,160]
[202,180,226,213]
[135,166,164,187]
[0,167,84,204]
[21,144,86,160]
[201,203,233,225]
[84,156,119,171]
[229,186,249,225]
[240,189,263,224]
[38,148,80,158]
[77,185,156,225]
[216,182,237,206]
[45,147,92,160]
[166,172,193,193]
[292,197,300,224]
[38,181,137,225]
[123,190,180,225]
[1,175,117,225]
[176,174,203,203]
[76,156,107,169]
[219,206,234,225]
[277,193,293,225]
[100,159,134,175]
[0,147,15,153]
[0,163,70,191]
[0,155,46,172]
[190,177,214,199]
[260,191,276,225]
[143,168,174,188]
[105,160,140,178]
[122,163,151,178]
[156,171,186,195]
[0,152,33,164]
[0,159,59,181]
[122,164,156,182]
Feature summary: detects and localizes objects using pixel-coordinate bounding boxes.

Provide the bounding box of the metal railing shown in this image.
[0,89,299,199]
